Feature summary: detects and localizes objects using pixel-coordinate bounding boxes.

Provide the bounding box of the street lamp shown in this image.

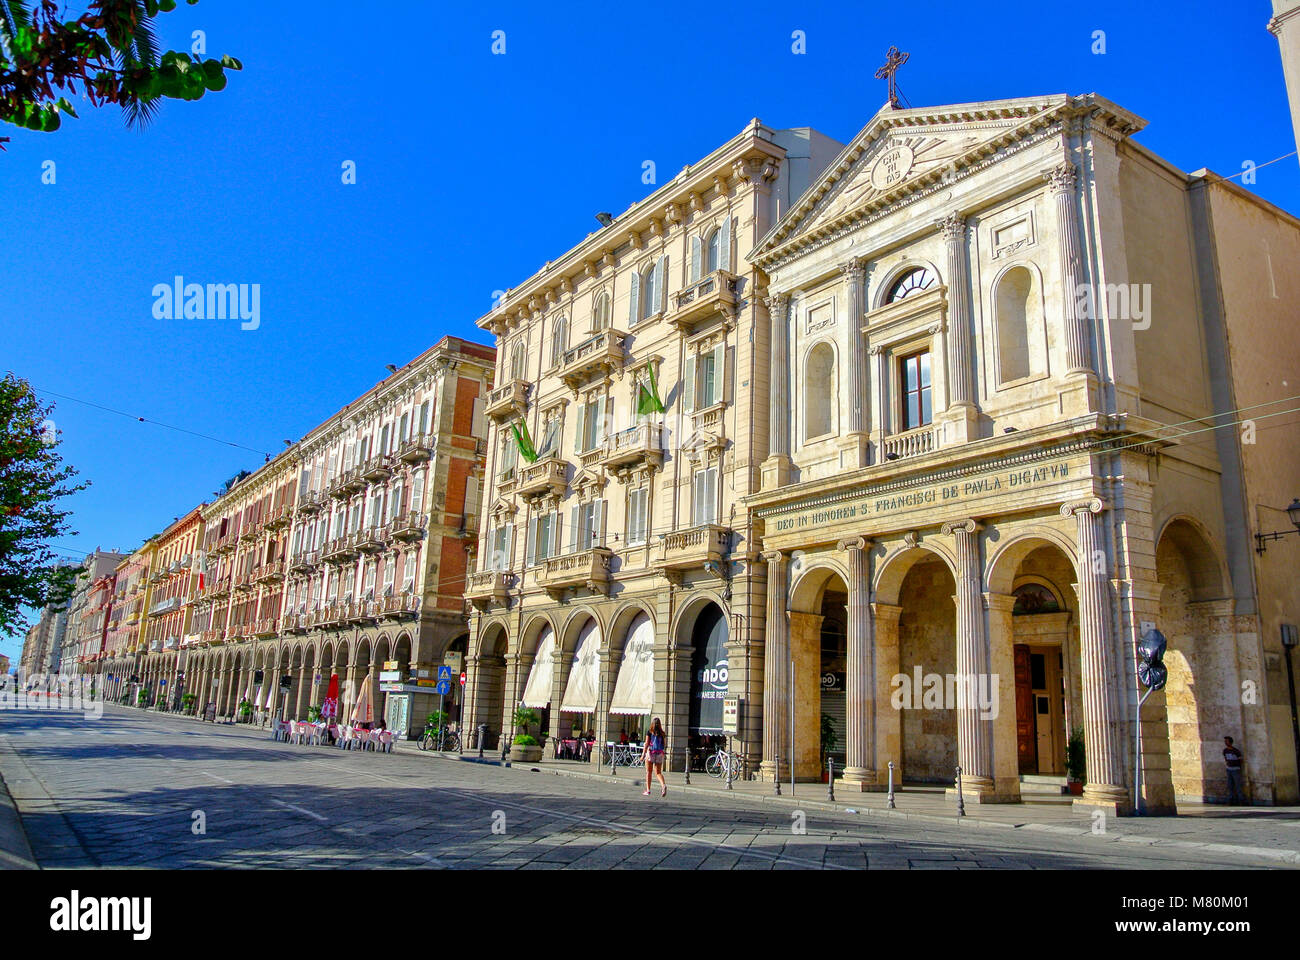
[1254,498,1300,553]
[1282,624,1300,797]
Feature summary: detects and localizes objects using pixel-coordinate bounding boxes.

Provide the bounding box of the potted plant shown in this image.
[237,698,253,723]
[181,692,197,715]
[510,707,543,762]
[1066,725,1086,795]
[137,688,150,707]
[308,704,322,723]
[820,714,839,783]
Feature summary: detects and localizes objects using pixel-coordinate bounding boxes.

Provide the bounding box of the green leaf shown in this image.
[56,98,78,119]
[159,0,177,10]
[220,54,243,70]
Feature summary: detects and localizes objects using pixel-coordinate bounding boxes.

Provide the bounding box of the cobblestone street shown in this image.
[0,704,1293,870]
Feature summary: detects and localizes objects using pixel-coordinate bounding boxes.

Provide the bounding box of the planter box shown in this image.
[510,744,544,763]
[1067,780,1084,796]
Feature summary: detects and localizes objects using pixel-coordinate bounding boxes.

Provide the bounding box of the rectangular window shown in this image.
[403,551,416,592]
[572,501,602,552]
[383,557,396,595]
[491,525,512,570]
[627,488,648,545]
[901,351,932,430]
[693,468,718,526]
[420,400,431,436]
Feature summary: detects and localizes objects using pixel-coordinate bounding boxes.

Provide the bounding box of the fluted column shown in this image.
[941,518,993,792]
[937,213,975,409]
[1046,163,1093,375]
[838,537,875,788]
[839,260,868,435]
[1063,498,1128,806]
[762,294,792,489]
[761,550,790,780]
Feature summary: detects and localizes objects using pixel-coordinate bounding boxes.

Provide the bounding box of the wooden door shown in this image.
[1014,643,1036,774]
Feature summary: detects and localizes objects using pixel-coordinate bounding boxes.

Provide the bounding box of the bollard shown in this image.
[611,743,617,776]
[887,760,896,809]
[477,723,487,759]
[500,734,510,763]
[955,765,966,817]
[774,754,782,796]
[684,747,691,786]
[827,757,836,802]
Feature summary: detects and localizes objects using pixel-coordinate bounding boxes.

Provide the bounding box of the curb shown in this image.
[0,739,38,870]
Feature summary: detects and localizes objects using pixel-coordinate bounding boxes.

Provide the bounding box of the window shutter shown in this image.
[593,500,604,547]
[464,476,479,528]
[690,236,702,282]
[504,522,514,568]
[628,271,640,325]
[683,355,695,413]
[472,397,485,438]
[412,474,424,513]
[655,255,668,313]
[708,468,718,524]
[526,517,536,567]
[719,216,731,272]
[553,510,563,557]
[714,341,727,405]
[574,403,585,455]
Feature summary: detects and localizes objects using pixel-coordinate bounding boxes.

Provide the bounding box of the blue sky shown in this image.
[3,0,1296,659]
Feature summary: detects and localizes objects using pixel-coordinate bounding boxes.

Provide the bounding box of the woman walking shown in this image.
[642,717,668,797]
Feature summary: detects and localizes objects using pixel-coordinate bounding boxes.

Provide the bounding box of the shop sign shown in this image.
[379,671,403,683]
[722,696,741,734]
[820,671,845,692]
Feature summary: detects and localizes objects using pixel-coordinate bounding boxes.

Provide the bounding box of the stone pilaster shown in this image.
[942,518,995,797]
[984,591,1022,801]
[838,261,870,470]
[936,213,979,444]
[761,295,792,489]
[838,537,877,789]
[1046,163,1092,375]
[1063,498,1131,813]
[760,549,789,780]
[872,603,903,779]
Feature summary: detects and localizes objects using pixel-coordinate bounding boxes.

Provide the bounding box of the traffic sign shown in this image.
[435,679,452,696]
[459,672,466,686]
[436,666,453,682]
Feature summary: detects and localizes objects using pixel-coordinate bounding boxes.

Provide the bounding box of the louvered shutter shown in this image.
[683,355,695,413]
[691,237,702,282]
[526,517,536,567]
[656,255,668,313]
[628,271,640,325]
[714,341,727,405]
[719,216,731,272]
[574,404,585,455]
[593,500,604,547]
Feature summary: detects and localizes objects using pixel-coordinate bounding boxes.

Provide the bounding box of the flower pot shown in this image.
[510,744,543,763]
[1067,780,1083,796]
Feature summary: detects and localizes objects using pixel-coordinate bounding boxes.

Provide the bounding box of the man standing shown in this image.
[1223,735,1245,804]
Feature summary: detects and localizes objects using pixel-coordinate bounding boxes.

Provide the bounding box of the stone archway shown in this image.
[470,620,509,749]
[789,563,850,781]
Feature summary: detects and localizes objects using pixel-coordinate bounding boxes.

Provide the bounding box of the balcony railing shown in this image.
[253,618,279,638]
[380,592,421,619]
[148,596,181,617]
[289,550,319,574]
[361,455,393,483]
[601,421,664,471]
[327,468,364,500]
[296,490,325,514]
[657,524,729,571]
[466,570,512,608]
[254,560,285,584]
[397,433,432,464]
[201,628,224,645]
[515,456,568,500]
[354,525,389,554]
[265,503,293,530]
[558,330,626,391]
[486,379,529,421]
[669,269,739,332]
[879,425,937,461]
[390,511,426,543]
[535,547,613,598]
[163,636,180,651]
[240,520,264,543]
[321,536,358,564]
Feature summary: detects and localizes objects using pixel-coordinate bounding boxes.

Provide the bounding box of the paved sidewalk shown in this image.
[0,765,37,869]
[115,704,1300,866]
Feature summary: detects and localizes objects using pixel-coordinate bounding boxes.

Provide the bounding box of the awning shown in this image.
[519,626,555,708]
[560,619,600,714]
[609,613,654,716]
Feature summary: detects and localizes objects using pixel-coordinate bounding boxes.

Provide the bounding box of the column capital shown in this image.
[1045,161,1078,195]
[936,211,967,242]
[761,549,786,565]
[837,257,866,282]
[836,536,873,553]
[870,601,903,624]
[940,518,983,536]
[763,292,790,314]
[1059,497,1105,518]
[983,591,1017,613]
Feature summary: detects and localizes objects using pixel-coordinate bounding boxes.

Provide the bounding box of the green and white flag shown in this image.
[510,420,538,463]
[636,364,665,416]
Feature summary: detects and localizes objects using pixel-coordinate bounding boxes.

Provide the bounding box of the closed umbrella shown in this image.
[350,671,373,725]
[321,673,339,720]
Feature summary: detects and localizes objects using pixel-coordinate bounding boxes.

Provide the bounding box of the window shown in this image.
[398,413,410,444]
[380,424,391,456]
[411,473,425,514]
[363,564,375,600]
[383,556,395,595]
[685,342,725,412]
[804,342,836,440]
[573,395,604,454]
[900,351,932,430]
[627,487,648,545]
[390,480,404,520]
[693,468,718,526]
[510,342,526,380]
[527,510,562,564]
[551,315,569,368]
[369,493,382,528]
[489,524,513,571]
[539,413,563,458]
[629,256,667,324]
[706,228,721,274]
[571,501,603,552]
[419,400,432,435]
[886,267,937,304]
[500,431,518,478]
[592,293,611,332]
[995,266,1035,383]
[403,550,417,592]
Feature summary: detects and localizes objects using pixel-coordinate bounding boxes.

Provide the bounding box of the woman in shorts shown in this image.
[642,717,668,797]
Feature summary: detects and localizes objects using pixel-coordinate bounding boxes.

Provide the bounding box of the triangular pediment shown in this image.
[571,467,606,494]
[753,94,1144,264]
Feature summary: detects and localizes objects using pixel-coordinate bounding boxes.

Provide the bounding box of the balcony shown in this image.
[283,613,307,634]
[211,534,236,556]
[163,636,180,651]
[354,525,389,554]
[232,570,254,592]
[240,520,264,543]
[600,421,664,471]
[390,511,426,543]
[265,504,292,531]
[466,571,512,608]
[201,579,230,601]
[327,468,365,500]
[253,618,279,638]
[558,330,626,391]
[254,560,285,584]
[380,592,421,620]
[535,547,613,599]
[486,379,529,421]
[148,595,181,617]
[289,550,319,575]
[515,456,568,500]
[320,602,349,628]
[362,455,393,483]
[397,433,432,464]
[879,425,937,462]
[201,628,225,646]
[296,490,325,515]
[657,524,729,572]
[348,600,380,624]
[669,269,740,333]
[321,536,358,564]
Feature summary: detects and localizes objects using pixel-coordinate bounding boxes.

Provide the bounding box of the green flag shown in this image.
[636,364,665,416]
[510,420,538,463]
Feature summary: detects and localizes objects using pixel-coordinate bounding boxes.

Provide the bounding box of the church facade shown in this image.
[748,92,1300,811]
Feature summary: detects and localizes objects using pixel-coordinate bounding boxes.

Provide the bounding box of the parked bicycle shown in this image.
[418,724,461,752]
[705,746,742,782]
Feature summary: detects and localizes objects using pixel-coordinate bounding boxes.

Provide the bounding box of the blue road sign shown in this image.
[436,666,453,682]
[435,680,452,696]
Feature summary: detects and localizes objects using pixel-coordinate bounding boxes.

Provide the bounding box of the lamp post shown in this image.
[1282,624,1300,794]
[1254,498,1300,553]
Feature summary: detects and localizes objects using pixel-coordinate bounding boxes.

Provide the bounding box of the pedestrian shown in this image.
[642,717,667,798]
[1223,735,1245,804]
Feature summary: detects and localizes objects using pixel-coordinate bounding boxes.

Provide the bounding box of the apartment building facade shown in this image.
[463,119,843,768]
[137,507,206,709]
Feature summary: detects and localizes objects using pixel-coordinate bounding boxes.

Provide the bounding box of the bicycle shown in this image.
[705,747,742,782]
[417,725,461,752]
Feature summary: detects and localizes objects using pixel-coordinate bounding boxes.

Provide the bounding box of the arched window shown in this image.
[995,266,1034,383]
[804,342,836,440]
[510,341,526,381]
[705,228,721,274]
[885,267,937,304]
[550,316,568,368]
[591,293,610,332]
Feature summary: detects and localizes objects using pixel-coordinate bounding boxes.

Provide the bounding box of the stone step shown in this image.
[1020,774,1068,795]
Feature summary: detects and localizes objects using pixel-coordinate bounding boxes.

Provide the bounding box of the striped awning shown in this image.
[560,619,600,714]
[519,627,555,708]
[609,613,654,716]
